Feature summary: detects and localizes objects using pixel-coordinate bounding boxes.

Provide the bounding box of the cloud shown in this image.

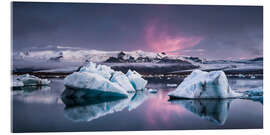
[144,20,202,54]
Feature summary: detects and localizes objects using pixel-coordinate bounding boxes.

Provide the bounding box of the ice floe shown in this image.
[148,89,157,93]
[168,70,242,99]
[12,74,50,87]
[240,87,263,103]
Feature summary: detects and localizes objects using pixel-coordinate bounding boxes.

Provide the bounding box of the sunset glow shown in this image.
[145,20,202,55]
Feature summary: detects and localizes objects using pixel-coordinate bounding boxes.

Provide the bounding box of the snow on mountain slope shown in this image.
[13,48,262,75]
[14,49,167,63]
[13,49,198,73]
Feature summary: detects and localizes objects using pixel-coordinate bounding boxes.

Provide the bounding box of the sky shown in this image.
[12,2,263,60]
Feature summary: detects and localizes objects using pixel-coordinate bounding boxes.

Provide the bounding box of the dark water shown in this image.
[12,78,263,132]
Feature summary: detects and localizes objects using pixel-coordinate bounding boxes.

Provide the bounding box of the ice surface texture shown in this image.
[12,74,50,87]
[168,70,242,99]
[241,87,263,103]
[64,62,147,97]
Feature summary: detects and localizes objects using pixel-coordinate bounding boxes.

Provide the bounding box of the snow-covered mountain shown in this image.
[14,49,202,63]
[12,48,263,76]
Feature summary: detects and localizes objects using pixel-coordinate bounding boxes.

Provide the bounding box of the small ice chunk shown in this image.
[168,70,242,99]
[126,70,147,90]
[64,72,129,97]
[12,78,24,87]
[238,74,245,78]
[242,87,263,103]
[148,89,157,93]
[166,84,178,87]
[111,71,135,92]
[13,74,50,87]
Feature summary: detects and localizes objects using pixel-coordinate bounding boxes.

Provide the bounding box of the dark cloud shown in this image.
[12,2,263,59]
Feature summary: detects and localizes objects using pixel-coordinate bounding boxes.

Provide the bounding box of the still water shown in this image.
[12,78,263,132]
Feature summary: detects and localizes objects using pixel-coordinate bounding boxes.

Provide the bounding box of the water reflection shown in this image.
[61,88,150,122]
[12,85,63,104]
[170,99,232,125]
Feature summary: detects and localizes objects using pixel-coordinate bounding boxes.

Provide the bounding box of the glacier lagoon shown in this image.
[12,77,263,132]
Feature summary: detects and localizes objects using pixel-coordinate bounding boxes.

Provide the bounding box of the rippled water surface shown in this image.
[12,78,263,132]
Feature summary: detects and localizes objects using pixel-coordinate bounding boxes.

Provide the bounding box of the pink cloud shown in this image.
[144,20,202,55]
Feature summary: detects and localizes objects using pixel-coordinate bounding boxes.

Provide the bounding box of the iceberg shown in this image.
[148,89,157,93]
[12,78,24,87]
[126,69,147,90]
[64,62,147,98]
[12,74,50,87]
[79,62,114,80]
[111,71,135,92]
[64,72,129,98]
[168,70,242,99]
[170,99,231,125]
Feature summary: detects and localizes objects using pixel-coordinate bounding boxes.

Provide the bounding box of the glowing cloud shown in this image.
[144,20,202,54]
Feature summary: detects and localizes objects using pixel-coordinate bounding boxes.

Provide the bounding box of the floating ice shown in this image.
[148,89,157,93]
[111,71,135,92]
[12,74,50,87]
[64,72,129,98]
[79,62,114,80]
[168,70,242,99]
[126,69,147,90]
[241,87,263,103]
[64,62,147,97]
[12,78,24,87]
[166,84,178,87]
[170,99,231,125]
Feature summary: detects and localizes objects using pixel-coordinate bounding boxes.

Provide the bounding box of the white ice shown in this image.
[168,70,242,99]
[64,62,147,97]
[111,71,135,92]
[64,72,129,97]
[126,69,147,90]
[148,89,157,93]
[12,74,50,87]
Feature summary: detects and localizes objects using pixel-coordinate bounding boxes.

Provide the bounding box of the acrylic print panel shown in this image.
[11,2,263,133]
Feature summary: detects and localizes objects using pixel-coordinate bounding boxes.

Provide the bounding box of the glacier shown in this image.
[12,74,50,87]
[64,62,147,98]
[168,70,242,99]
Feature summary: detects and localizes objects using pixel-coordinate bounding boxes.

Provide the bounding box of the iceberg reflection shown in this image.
[61,88,149,122]
[170,99,232,125]
[12,86,62,104]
